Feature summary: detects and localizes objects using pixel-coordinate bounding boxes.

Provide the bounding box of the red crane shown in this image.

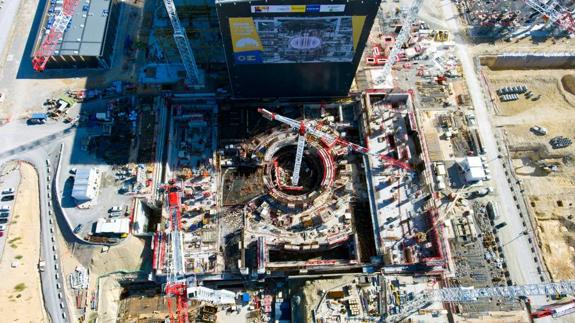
[258,108,412,172]
[32,0,81,71]
[163,180,189,322]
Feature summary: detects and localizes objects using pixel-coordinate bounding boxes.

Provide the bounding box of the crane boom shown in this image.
[387,280,575,322]
[32,0,81,71]
[375,0,423,85]
[162,0,202,85]
[525,0,575,32]
[258,108,411,170]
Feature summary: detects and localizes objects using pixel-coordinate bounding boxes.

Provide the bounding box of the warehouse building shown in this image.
[72,168,101,201]
[31,0,121,69]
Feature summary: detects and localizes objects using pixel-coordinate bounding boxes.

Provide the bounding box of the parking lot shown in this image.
[0,161,20,258]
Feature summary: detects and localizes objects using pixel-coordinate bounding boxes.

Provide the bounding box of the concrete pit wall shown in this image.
[480,53,575,70]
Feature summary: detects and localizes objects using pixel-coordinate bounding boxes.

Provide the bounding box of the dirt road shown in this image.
[0,162,46,322]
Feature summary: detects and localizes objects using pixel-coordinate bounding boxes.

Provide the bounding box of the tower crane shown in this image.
[164,181,190,323]
[525,0,575,33]
[387,280,575,322]
[162,0,202,85]
[258,108,411,186]
[32,0,81,71]
[375,0,423,86]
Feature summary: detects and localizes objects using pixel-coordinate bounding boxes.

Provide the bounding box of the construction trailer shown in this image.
[31,0,121,69]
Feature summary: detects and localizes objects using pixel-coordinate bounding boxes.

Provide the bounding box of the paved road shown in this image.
[0,0,21,64]
[439,0,551,311]
[0,144,71,323]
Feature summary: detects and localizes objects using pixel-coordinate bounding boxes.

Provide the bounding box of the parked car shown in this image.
[0,212,9,218]
[0,205,9,211]
[495,222,508,230]
[1,195,14,202]
[0,224,6,231]
[1,188,14,195]
[73,224,83,234]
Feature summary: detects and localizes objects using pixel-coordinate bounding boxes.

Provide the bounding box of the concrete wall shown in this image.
[480,53,575,70]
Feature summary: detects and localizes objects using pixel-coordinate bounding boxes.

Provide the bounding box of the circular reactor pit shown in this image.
[271,145,324,195]
[260,130,337,207]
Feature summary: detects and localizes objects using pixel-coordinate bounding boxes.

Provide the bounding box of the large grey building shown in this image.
[216,0,382,98]
[32,0,121,69]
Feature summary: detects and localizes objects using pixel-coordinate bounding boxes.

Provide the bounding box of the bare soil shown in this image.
[484,68,575,280]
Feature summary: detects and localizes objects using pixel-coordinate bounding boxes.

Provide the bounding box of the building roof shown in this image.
[72,168,99,201]
[37,0,113,57]
[95,217,130,234]
[458,157,486,182]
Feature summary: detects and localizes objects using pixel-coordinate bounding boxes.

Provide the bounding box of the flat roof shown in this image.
[95,218,130,234]
[37,0,113,57]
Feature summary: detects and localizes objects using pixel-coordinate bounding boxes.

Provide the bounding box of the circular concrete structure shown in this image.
[259,130,336,208]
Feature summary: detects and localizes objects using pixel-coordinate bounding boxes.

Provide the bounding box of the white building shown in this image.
[457,156,486,182]
[94,218,130,236]
[187,286,236,305]
[72,168,101,201]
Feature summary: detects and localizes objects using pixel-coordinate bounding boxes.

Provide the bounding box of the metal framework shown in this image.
[32,0,81,71]
[164,183,189,323]
[525,0,575,32]
[162,0,202,85]
[292,125,307,186]
[258,108,411,173]
[375,0,423,85]
[386,280,575,322]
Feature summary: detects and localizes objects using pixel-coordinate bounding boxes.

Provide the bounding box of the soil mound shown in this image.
[562,74,575,96]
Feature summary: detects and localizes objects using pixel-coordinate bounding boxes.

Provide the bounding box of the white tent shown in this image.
[72,168,100,201]
[458,156,485,182]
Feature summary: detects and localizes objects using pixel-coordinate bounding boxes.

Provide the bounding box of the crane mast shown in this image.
[375,0,423,86]
[162,0,202,85]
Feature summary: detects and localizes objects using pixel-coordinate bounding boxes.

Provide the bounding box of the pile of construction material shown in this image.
[69,265,89,289]
[550,136,572,149]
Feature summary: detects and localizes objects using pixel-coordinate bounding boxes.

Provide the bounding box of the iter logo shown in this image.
[229,17,263,64]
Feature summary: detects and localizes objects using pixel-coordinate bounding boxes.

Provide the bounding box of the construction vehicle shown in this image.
[531,300,575,318]
[258,108,411,186]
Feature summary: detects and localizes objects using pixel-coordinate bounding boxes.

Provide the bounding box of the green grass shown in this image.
[14,255,22,260]
[8,237,21,244]
[14,283,26,292]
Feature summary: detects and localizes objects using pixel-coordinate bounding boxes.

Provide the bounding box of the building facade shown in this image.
[216,0,381,98]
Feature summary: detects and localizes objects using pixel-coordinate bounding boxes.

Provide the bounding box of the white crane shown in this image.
[162,0,202,85]
[387,280,575,322]
[525,0,575,33]
[258,108,411,187]
[375,0,424,86]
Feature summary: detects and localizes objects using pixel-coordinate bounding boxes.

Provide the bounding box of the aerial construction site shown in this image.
[0,0,575,322]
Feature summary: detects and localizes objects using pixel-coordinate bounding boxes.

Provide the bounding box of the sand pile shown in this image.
[561,74,575,96]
